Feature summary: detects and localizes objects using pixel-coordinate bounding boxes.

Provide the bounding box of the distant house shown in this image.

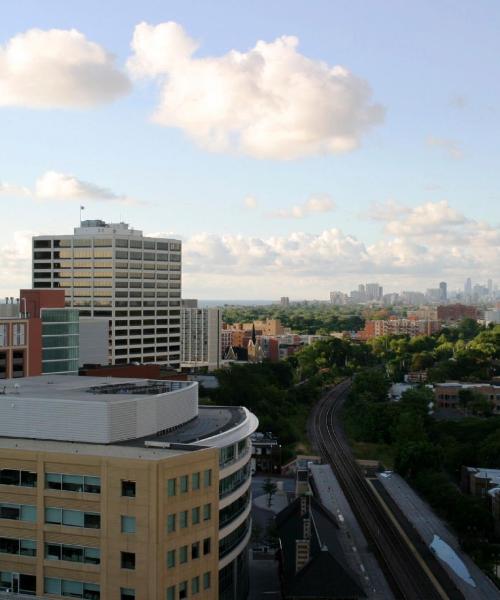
[275,495,366,600]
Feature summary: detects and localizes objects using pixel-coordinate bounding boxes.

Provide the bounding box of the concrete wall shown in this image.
[79,318,109,367]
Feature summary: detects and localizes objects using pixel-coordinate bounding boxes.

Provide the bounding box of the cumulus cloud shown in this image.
[270,194,335,219]
[0,171,137,204]
[0,28,130,108]
[128,21,384,159]
[177,200,499,297]
[427,136,464,159]
[243,195,258,209]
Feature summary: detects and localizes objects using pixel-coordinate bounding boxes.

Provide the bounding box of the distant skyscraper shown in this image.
[464,277,472,296]
[280,296,290,307]
[439,281,447,302]
[365,283,382,301]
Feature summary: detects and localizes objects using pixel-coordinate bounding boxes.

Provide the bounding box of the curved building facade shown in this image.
[0,375,258,600]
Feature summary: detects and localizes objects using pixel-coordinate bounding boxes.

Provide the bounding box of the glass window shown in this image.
[179,581,187,599]
[203,572,211,590]
[21,504,36,522]
[167,513,176,533]
[121,516,136,533]
[84,476,101,494]
[45,577,61,594]
[121,588,135,600]
[121,551,135,570]
[121,480,136,497]
[166,585,175,600]
[192,576,200,595]
[191,506,200,525]
[166,549,176,568]
[20,539,37,557]
[84,512,100,529]
[180,474,188,493]
[62,545,83,562]
[203,537,211,555]
[192,472,200,490]
[191,541,199,560]
[62,474,84,492]
[63,509,84,527]
[0,469,20,485]
[204,469,212,488]
[84,547,100,565]
[179,545,188,564]
[45,507,62,524]
[180,510,188,529]
[167,478,176,497]
[46,543,62,560]
[203,503,211,522]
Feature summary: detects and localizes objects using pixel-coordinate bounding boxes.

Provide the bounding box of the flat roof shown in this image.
[120,405,246,447]
[0,375,195,403]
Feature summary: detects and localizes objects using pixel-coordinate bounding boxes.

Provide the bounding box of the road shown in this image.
[310,380,464,600]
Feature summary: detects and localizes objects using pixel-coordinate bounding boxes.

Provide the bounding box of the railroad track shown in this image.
[311,380,458,600]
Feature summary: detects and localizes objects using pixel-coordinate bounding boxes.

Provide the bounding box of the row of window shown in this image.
[166,537,211,568]
[166,573,211,600]
[34,238,181,251]
[0,469,101,493]
[219,464,251,498]
[0,322,26,347]
[45,577,100,599]
[45,507,100,529]
[167,470,212,497]
[166,504,211,533]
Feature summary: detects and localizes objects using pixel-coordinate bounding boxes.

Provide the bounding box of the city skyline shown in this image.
[1,1,499,299]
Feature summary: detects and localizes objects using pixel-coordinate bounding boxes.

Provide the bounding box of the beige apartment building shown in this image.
[0,376,258,599]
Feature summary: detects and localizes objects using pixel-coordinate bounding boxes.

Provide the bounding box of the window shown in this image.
[167,478,176,497]
[167,513,176,533]
[191,506,200,525]
[45,507,100,529]
[167,549,176,568]
[0,468,37,487]
[203,503,211,521]
[191,541,200,560]
[166,585,176,600]
[191,576,200,595]
[179,581,187,600]
[203,572,211,590]
[180,510,188,529]
[121,516,136,533]
[120,588,135,600]
[0,537,36,557]
[0,503,36,522]
[12,323,26,345]
[44,578,100,599]
[121,480,136,497]
[1,572,36,595]
[121,551,135,570]
[45,472,100,494]
[180,475,189,493]
[179,545,188,564]
[204,469,212,488]
[192,472,200,490]
[203,537,211,555]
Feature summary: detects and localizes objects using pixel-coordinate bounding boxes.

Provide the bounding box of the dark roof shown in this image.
[276,496,365,599]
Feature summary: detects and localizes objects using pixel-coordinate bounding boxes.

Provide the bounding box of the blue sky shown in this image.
[1,1,499,298]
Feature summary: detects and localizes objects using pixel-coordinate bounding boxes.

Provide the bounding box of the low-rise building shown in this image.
[357,318,441,340]
[437,304,479,323]
[435,382,500,413]
[250,432,281,474]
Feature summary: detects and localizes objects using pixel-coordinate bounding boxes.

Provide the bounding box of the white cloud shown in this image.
[0,28,130,108]
[34,171,136,204]
[427,136,464,159]
[0,230,34,296]
[243,195,258,209]
[364,199,410,222]
[128,21,384,159]
[270,194,335,219]
[0,171,137,204]
[384,200,467,236]
[177,200,499,297]
[0,181,31,197]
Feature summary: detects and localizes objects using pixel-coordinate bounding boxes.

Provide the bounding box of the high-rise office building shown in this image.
[439,281,447,302]
[365,283,383,302]
[181,303,222,371]
[280,297,290,307]
[0,374,258,599]
[32,220,182,368]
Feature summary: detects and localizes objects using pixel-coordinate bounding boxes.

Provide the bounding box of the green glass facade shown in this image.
[41,309,79,375]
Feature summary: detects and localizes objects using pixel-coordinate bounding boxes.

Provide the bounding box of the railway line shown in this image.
[311,380,463,600]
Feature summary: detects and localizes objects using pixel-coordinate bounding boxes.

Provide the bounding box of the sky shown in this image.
[1,0,499,299]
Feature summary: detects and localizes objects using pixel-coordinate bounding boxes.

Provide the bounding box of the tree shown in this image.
[262,478,278,508]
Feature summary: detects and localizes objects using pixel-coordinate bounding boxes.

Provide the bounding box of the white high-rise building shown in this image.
[32,220,182,367]
[181,302,222,370]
